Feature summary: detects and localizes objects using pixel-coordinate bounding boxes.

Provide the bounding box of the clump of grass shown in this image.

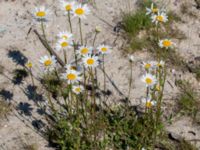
[176,80,200,121]
[122,11,152,37]
[0,100,12,118]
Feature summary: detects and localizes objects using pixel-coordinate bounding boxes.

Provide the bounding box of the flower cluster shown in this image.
[141,60,165,108]
[146,3,168,25]
[35,1,112,95]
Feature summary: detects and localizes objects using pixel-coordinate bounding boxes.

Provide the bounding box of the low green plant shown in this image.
[26,0,197,149]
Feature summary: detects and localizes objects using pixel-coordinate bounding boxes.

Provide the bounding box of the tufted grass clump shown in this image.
[176,80,200,121]
[122,11,152,37]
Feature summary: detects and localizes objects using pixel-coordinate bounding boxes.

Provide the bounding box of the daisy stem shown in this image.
[41,21,47,42]
[103,55,106,101]
[92,32,97,47]
[145,87,150,113]
[63,49,67,64]
[128,61,133,100]
[68,11,73,33]
[156,25,161,61]
[90,68,97,144]
[79,18,83,45]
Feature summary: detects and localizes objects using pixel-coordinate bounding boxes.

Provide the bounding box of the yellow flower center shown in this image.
[156,15,164,22]
[36,11,46,17]
[44,60,52,66]
[81,48,89,54]
[61,42,69,47]
[87,58,95,65]
[67,73,76,80]
[146,101,152,108]
[65,5,72,11]
[75,8,84,15]
[152,8,158,13]
[101,47,108,52]
[145,64,151,69]
[162,40,171,47]
[145,78,153,84]
[157,63,162,67]
[75,87,81,93]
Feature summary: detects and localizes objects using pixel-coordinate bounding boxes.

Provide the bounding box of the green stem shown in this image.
[90,68,97,145]
[92,32,97,46]
[41,21,47,42]
[103,55,106,101]
[79,18,83,45]
[128,61,133,100]
[63,49,67,64]
[68,11,73,33]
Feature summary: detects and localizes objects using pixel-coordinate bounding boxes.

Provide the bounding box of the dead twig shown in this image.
[33,29,65,67]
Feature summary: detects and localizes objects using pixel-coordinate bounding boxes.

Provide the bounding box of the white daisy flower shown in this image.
[60,0,75,14]
[158,39,174,49]
[82,55,99,68]
[156,60,165,68]
[128,54,135,62]
[72,4,90,19]
[62,69,82,84]
[65,64,77,71]
[97,45,112,55]
[33,6,50,22]
[141,73,157,87]
[151,11,168,25]
[77,46,92,56]
[65,64,83,72]
[39,55,57,71]
[72,85,84,94]
[56,39,72,51]
[146,3,159,15]
[57,31,73,40]
[142,97,157,108]
[142,61,155,70]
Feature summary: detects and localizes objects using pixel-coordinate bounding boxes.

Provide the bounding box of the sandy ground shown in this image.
[0,0,200,149]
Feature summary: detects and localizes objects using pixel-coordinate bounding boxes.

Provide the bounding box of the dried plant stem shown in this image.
[29,68,35,86]
[33,30,65,67]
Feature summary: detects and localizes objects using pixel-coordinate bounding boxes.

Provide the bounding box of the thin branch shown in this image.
[33,29,65,67]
